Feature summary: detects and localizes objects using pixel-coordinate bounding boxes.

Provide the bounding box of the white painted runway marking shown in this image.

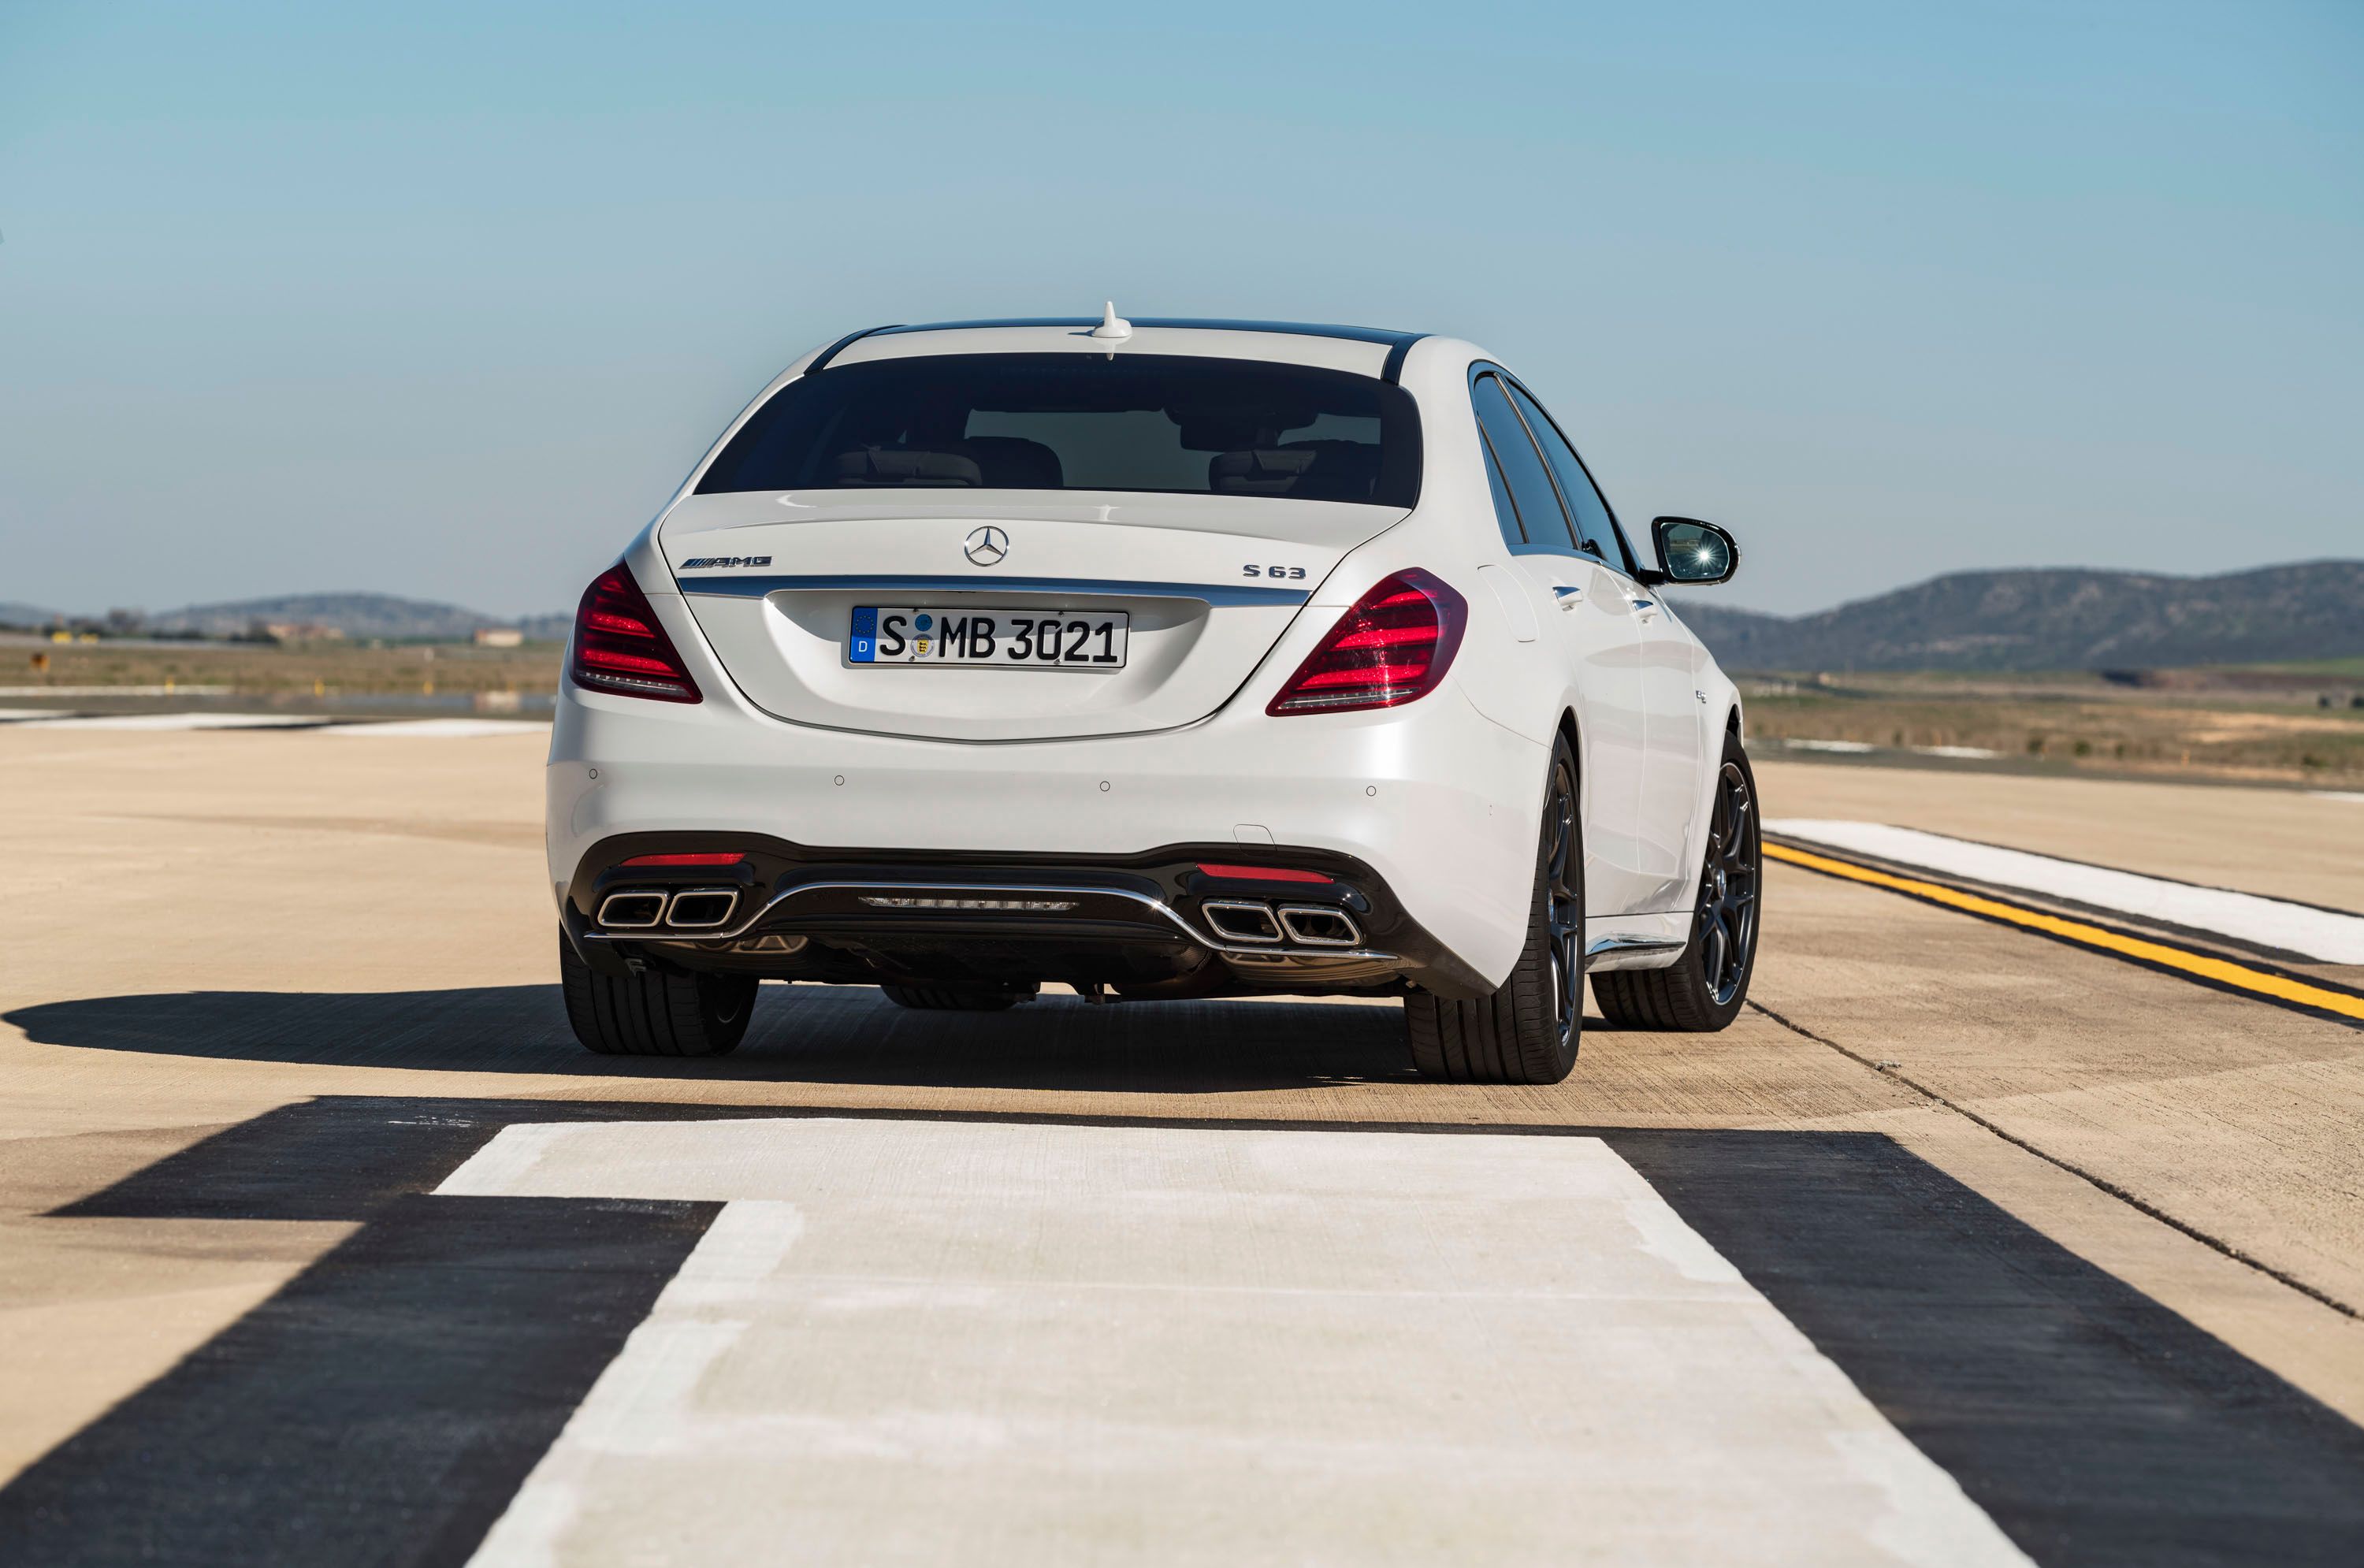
[440,1118,2029,1567]
[0,712,547,735]
[1770,817,2364,962]
[5,711,333,730]
[319,717,548,736]
[0,684,232,697]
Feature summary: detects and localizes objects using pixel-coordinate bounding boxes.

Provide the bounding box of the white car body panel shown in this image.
[551,322,1743,996]
[660,492,1403,741]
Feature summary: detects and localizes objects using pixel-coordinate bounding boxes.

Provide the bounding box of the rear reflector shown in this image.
[1267,569,1467,715]
[570,562,702,703]
[1196,863,1334,883]
[621,853,746,867]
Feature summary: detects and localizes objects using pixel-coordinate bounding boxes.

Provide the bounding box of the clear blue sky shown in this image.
[3,1,2358,618]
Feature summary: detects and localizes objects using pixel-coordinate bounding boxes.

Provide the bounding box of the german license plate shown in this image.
[849,608,1129,668]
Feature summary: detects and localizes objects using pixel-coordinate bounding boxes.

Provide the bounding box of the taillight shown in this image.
[1266,569,1467,715]
[569,562,702,704]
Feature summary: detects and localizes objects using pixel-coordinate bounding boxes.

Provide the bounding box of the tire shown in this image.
[1405,734,1582,1083]
[559,930,758,1057]
[1592,730,1761,1033]
[879,984,1033,1011]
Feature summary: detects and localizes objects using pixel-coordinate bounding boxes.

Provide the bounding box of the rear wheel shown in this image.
[1592,731,1760,1032]
[559,931,758,1057]
[1405,736,1582,1083]
[879,984,1034,1011]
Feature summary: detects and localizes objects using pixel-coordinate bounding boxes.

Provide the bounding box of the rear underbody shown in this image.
[563,834,1494,1001]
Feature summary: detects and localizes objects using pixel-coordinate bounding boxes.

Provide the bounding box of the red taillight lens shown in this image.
[570,563,701,704]
[1195,863,1335,883]
[1266,569,1467,716]
[621,853,745,868]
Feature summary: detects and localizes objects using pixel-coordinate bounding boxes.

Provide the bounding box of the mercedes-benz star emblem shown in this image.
[964,526,1009,567]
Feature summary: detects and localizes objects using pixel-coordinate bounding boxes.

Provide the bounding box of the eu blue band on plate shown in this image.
[849,606,877,663]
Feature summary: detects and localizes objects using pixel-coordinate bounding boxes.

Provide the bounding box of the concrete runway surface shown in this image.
[1,726,2360,1565]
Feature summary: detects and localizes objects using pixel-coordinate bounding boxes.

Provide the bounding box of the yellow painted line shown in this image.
[1764,840,2364,1022]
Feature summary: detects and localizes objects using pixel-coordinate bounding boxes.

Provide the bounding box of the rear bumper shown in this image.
[557,832,1492,999]
[545,672,1543,991]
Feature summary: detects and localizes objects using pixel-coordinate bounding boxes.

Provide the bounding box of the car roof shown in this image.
[813,318,1429,382]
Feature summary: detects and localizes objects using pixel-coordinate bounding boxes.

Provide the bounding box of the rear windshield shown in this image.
[696,353,1421,507]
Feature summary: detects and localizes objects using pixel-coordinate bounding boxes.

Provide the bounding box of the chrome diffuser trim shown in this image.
[583,879,1399,963]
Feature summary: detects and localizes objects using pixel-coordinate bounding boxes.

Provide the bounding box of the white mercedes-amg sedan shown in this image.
[548,310,1759,1082]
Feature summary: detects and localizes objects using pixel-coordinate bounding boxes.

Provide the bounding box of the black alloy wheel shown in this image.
[1591,730,1761,1033]
[1694,757,1760,1009]
[1541,762,1584,1050]
[1406,735,1583,1083]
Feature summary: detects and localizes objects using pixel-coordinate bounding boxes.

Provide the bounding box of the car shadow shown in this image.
[2,983,1414,1093]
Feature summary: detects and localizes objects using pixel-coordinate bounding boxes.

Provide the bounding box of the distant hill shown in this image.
[0,602,62,630]
[1674,562,2364,673]
[144,593,570,642]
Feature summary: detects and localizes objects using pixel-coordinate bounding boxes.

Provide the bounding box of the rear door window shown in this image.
[1505,383,1637,576]
[1470,374,1578,552]
[1477,436,1524,549]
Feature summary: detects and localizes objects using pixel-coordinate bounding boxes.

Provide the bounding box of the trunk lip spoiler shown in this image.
[675,572,1311,608]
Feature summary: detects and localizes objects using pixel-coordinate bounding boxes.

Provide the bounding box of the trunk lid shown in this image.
[660,492,1406,741]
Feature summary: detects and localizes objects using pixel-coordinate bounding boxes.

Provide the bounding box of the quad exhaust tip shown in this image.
[596,887,741,931]
[1277,905,1361,947]
[597,890,667,929]
[665,889,739,929]
[1202,900,1284,943]
[1202,899,1362,949]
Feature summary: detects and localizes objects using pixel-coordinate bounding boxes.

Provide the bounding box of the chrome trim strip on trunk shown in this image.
[674,573,1311,608]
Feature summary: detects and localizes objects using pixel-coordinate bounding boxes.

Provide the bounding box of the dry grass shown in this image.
[1745,670,2364,783]
[5,638,561,700]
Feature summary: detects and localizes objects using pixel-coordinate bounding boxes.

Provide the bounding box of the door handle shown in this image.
[1552,584,1582,610]
[1626,594,1659,620]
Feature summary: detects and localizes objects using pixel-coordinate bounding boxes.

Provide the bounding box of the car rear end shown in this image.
[548,322,1538,1010]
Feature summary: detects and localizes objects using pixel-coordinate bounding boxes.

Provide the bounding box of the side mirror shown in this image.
[1645,516,1739,586]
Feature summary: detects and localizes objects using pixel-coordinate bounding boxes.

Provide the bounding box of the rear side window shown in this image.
[1478,439,1523,550]
[698,353,1422,507]
[1470,375,1577,551]
[1505,382,1634,574]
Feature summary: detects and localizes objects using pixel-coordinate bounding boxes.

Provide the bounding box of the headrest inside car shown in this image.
[1209,441,1380,501]
[831,448,983,487]
[955,437,1064,488]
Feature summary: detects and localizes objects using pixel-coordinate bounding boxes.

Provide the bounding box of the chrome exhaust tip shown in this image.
[665,889,739,930]
[597,890,668,929]
[1202,899,1284,943]
[1277,905,1362,947]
